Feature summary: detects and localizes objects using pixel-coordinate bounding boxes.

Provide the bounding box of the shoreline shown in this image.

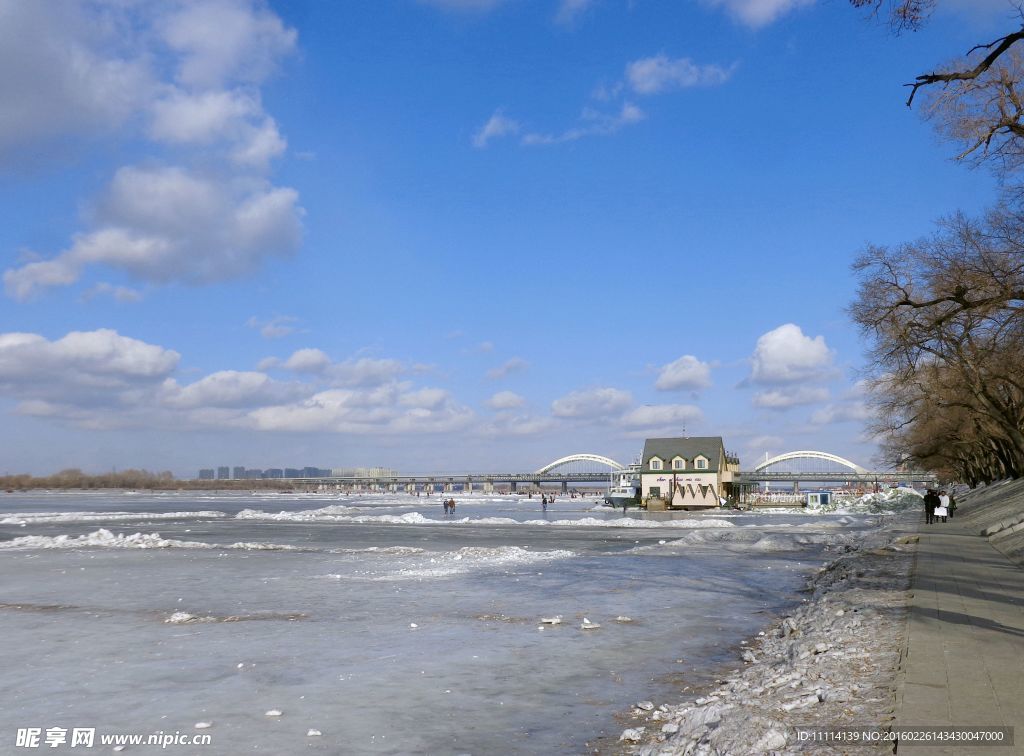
[616,513,916,755]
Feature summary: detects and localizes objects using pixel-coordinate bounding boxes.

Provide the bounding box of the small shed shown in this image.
[805,491,831,508]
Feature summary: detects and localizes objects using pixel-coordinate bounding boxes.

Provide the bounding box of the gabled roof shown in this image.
[641,437,724,472]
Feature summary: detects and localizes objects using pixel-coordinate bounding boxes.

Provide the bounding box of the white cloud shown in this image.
[4,165,303,299]
[81,283,144,303]
[148,89,287,169]
[281,348,333,373]
[478,413,555,437]
[752,386,829,409]
[703,0,815,28]
[748,323,834,385]
[246,314,300,339]
[522,102,645,146]
[149,89,258,144]
[486,357,529,380]
[486,391,526,410]
[417,0,508,11]
[810,401,873,425]
[2,1,301,301]
[0,330,479,437]
[0,1,154,163]
[0,330,177,382]
[619,403,703,428]
[0,329,179,410]
[162,370,301,409]
[159,0,297,89]
[473,111,522,148]
[0,0,296,165]
[329,358,406,387]
[555,0,595,24]
[270,350,406,387]
[625,55,736,95]
[247,387,475,435]
[399,387,450,409]
[551,387,632,419]
[742,434,785,464]
[655,355,712,391]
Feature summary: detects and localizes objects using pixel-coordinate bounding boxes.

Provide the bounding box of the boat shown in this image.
[604,462,640,508]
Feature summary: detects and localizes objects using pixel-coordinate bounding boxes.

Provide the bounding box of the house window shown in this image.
[650,458,662,470]
[672,457,685,470]
[650,486,661,498]
[695,458,707,470]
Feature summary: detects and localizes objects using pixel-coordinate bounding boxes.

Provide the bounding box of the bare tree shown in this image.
[851,208,1024,480]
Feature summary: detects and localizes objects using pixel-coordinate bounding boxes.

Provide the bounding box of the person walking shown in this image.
[924,489,938,525]
[948,491,957,518]
[938,491,950,523]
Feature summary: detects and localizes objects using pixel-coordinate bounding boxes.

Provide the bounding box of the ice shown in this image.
[0,490,844,755]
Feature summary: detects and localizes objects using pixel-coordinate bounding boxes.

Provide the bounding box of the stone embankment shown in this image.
[622,519,916,755]
[955,478,1024,567]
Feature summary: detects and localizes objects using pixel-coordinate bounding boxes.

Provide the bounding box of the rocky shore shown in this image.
[619,514,916,755]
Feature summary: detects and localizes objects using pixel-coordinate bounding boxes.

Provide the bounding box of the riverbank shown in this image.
[619,513,916,755]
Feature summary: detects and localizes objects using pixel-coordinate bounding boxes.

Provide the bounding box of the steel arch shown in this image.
[535,454,624,474]
[753,450,867,475]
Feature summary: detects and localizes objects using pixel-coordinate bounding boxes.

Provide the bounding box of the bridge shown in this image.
[249,449,937,494]
[295,453,626,493]
[736,450,936,488]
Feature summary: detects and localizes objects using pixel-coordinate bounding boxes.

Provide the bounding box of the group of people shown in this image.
[442,498,457,515]
[924,489,956,524]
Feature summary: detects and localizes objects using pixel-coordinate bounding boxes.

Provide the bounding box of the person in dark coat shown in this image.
[924,489,938,524]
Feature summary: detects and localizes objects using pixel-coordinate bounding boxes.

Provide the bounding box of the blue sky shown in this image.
[0,0,1013,476]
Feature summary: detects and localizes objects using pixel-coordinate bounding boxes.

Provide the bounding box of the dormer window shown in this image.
[695,456,708,470]
[672,457,685,470]
[649,457,663,470]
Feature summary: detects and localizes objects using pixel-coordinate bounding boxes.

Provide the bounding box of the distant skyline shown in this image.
[0,0,1013,476]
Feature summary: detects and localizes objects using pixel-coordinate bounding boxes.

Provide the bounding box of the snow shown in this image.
[235,507,737,530]
[0,510,226,525]
[0,528,302,551]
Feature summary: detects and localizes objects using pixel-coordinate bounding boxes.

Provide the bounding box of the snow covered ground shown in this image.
[0,490,890,754]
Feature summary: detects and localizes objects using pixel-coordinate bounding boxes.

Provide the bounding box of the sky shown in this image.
[0,0,1014,477]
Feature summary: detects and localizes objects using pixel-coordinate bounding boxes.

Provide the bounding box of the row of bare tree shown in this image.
[849,2,1024,483]
[0,469,295,491]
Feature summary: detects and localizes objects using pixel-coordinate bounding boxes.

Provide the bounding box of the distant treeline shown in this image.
[0,469,298,491]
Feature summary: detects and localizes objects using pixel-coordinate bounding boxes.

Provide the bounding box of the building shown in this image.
[232,466,246,479]
[331,467,398,478]
[198,469,215,480]
[639,436,740,509]
[216,466,229,480]
[263,468,283,479]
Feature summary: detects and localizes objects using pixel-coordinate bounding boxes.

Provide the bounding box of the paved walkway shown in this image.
[895,516,1024,754]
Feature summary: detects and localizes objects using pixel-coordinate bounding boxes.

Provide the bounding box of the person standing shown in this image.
[949,491,957,518]
[938,491,950,523]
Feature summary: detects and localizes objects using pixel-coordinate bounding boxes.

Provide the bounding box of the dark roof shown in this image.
[641,437,724,472]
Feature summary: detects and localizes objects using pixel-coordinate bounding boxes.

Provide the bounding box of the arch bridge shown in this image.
[535,454,624,475]
[741,449,934,486]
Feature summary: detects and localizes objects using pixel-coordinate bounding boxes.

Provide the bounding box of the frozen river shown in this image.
[0,491,876,754]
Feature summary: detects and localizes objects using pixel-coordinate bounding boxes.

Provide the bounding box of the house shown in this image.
[639,436,740,509]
